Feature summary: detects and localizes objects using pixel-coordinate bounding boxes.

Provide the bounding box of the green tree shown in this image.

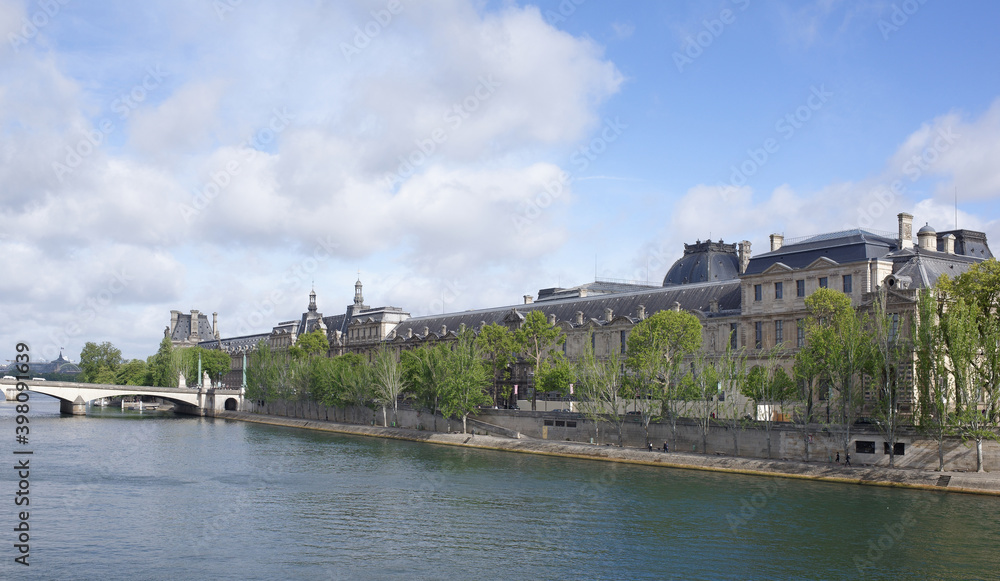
[371,345,406,427]
[177,346,231,387]
[439,329,492,433]
[914,288,951,470]
[289,330,330,360]
[114,359,148,386]
[576,331,627,446]
[717,346,753,456]
[803,288,873,461]
[79,341,123,384]
[940,296,1000,472]
[869,286,909,467]
[148,337,176,387]
[741,350,796,459]
[625,309,703,451]
[475,323,518,406]
[401,344,450,430]
[690,350,721,454]
[245,341,296,402]
[514,310,565,411]
[326,353,372,421]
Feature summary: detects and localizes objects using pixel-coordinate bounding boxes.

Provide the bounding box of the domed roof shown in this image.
[663,240,740,286]
[918,222,936,234]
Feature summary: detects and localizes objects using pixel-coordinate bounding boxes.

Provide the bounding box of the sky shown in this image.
[2,0,1000,363]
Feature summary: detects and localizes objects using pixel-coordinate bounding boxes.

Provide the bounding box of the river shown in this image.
[1,396,998,580]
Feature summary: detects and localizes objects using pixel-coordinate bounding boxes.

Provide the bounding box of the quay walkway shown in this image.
[217,411,1000,496]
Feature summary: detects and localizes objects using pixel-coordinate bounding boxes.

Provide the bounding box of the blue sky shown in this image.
[3,0,1000,362]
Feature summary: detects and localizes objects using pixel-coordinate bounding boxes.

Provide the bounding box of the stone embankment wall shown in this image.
[241,400,998,472]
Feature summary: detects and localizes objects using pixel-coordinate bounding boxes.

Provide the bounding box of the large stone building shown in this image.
[184,212,991,412]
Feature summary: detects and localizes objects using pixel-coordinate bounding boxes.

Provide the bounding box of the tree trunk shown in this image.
[732,431,739,456]
[977,438,984,472]
[382,406,388,427]
[937,434,944,471]
[766,431,772,459]
[462,414,467,434]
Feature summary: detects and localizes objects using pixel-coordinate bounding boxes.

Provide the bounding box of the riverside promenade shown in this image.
[218,411,1000,496]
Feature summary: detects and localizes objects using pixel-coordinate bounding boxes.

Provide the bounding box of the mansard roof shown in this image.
[887,246,984,289]
[744,229,898,275]
[390,279,741,339]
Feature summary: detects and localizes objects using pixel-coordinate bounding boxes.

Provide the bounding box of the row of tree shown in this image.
[78,337,230,389]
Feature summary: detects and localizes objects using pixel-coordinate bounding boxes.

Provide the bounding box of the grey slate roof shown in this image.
[888,247,984,289]
[171,313,216,343]
[745,229,898,275]
[391,280,741,338]
[663,240,741,286]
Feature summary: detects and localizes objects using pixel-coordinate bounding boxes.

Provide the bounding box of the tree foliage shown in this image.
[475,323,517,405]
[289,330,330,360]
[514,310,565,410]
[79,341,123,383]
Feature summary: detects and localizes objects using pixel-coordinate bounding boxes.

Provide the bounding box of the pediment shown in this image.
[761,262,794,275]
[803,256,840,270]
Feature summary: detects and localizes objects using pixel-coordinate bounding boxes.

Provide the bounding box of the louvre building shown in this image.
[186,212,990,409]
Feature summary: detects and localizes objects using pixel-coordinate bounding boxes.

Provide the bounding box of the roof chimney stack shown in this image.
[523,295,533,305]
[898,212,914,250]
[738,240,752,274]
[769,234,784,252]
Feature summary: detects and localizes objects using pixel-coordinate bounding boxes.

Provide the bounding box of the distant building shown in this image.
[188,211,992,412]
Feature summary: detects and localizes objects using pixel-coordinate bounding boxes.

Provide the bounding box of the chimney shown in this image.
[673,301,681,312]
[579,288,588,298]
[574,311,584,326]
[709,299,719,313]
[738,240,752,274]
[170,310,179,336]
[898,212,914,250]
[638,305,646,320]
[423,326,429,337]
[943,233,956,254]
[406,328,413,339]
[212,312,219,338]
[190,310,200,341]
[523,295,533,305]
[441,325,447,336]
[604,308,613,323]
[769,234,784,252]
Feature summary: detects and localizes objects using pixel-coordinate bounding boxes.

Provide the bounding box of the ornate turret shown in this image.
[354,277,364,307]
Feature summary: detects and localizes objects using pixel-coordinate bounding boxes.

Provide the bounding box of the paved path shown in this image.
[217,411,1000,496]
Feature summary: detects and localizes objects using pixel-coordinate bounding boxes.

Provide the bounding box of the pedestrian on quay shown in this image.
[845,453,851,467]
[836,452,840,463]
[647,441,653,452]
[663,441,669,452]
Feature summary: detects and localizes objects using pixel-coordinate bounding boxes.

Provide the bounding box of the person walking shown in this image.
[663,441,669,452]
[845,453,851,467]
[647,441,653,452]
[836,452,840,463]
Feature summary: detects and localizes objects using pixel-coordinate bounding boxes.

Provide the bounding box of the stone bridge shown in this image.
[1,378,243,416]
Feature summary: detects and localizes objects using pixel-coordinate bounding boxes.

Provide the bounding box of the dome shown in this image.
[917,222,936,234]
[663,240,740,286]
